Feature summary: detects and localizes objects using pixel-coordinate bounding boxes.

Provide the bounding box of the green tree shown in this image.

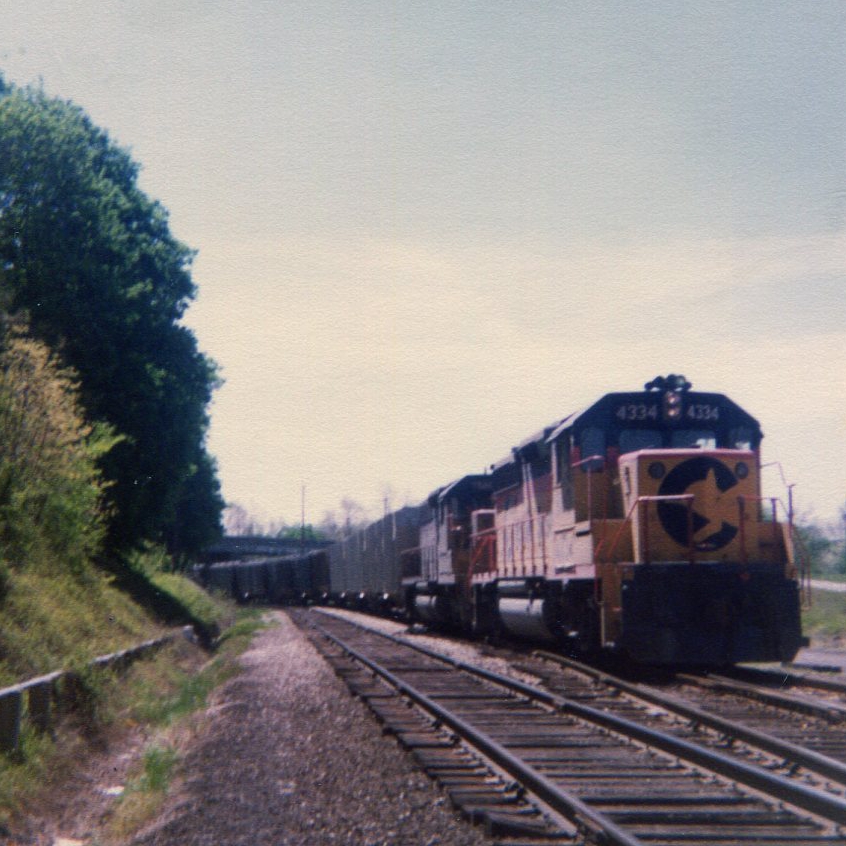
[167,450,226,565]
[275,524,325,543]
[795,518,835,576]
[0,79,222,556]
[0,324,117,571]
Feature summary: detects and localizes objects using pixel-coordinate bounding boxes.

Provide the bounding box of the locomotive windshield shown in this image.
[603,427,720,455]
[618,429,718,452]
[569,388,762,461]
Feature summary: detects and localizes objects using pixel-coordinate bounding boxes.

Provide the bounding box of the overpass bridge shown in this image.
[199,535,333,563]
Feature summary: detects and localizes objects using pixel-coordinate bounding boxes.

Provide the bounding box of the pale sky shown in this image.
[3,1,845,528]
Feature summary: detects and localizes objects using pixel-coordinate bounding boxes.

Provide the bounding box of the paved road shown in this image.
[811,579,846,594]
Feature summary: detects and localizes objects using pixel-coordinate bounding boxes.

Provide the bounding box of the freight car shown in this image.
[336,375,807,665]
[196,550,330,606]
[327,505,421,613]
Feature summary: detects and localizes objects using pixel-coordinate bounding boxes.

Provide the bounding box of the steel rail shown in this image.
[314,612,846,827]
[534,650,846,789]
[679,671,846,722]
[735,664,846,695]
[533,649,846,725]
[416,641,846,825]
[313,620,643,846]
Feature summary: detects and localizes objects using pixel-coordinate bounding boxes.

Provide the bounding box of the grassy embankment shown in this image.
[0,545,265,839]
[0,313,252,839]
[100,611,265,841]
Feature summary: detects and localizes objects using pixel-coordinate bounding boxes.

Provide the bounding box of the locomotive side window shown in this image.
[555,436,574,510]
[730,427,754,450]
[671,429,716,449]
[494,485,523,511]
[580,427,605,471]
[530,454,553,513]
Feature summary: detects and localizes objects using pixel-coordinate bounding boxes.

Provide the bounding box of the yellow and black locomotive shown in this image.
[405,375,806,664]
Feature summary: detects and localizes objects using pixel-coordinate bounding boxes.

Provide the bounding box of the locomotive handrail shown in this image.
[571,454,606,470]
[469,526,497,578]
[739,493,810,604]
[601,492,809,602]
[759,463,809,602]
[761,461,796,524]
[736,495,780,567]
[602,494,696,569]
[788,523,813,606]
[484,515,549,578]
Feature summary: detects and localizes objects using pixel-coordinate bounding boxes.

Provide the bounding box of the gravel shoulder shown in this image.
[132,611,489,846]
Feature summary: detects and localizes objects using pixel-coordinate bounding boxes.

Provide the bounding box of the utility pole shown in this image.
[300,483,306,559]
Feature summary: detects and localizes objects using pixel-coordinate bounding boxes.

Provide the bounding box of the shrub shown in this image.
[0,323,119,572]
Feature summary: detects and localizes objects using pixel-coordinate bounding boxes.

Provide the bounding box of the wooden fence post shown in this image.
[0,687,22,753]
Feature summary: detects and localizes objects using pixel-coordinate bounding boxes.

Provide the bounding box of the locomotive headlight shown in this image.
[664,391,682,421]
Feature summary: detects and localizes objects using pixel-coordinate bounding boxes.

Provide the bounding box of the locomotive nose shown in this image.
[619,449,757,563]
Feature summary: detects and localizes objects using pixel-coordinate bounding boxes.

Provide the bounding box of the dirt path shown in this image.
[131,611,488,845]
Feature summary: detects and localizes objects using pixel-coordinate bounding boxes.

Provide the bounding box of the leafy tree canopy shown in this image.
[0,78,223,556]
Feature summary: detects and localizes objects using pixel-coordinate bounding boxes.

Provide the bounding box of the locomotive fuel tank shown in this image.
[412,585,454,627]
[496,581,557,642]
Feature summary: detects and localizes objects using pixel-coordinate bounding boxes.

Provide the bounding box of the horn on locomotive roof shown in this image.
[644,374,692,392]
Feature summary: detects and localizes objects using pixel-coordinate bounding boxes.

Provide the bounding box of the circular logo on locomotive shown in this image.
[656,457,740,551]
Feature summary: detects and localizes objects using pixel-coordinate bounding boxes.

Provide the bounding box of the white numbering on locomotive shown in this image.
[686,404,720,421]
[615,403,659,421]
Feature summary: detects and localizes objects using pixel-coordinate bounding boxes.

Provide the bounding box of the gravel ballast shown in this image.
[133,611,490,846]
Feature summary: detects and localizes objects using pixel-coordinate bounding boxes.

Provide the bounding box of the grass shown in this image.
[127,610,265,727]
[0,561,263,840]
[0,566,160,686]
[138,744,180,792]
[102,610,267,842]
[802,586,846,643]
[0,727,59,815]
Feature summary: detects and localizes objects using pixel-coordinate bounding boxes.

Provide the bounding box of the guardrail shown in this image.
[0,630,189,754]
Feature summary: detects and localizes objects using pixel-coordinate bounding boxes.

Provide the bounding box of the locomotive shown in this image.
[202,376,807,665]
[405,375,806,663]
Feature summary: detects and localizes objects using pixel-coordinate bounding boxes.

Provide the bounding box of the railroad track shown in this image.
[295,609,846,845]
[525,651,846,799]
[696,663,846,716]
